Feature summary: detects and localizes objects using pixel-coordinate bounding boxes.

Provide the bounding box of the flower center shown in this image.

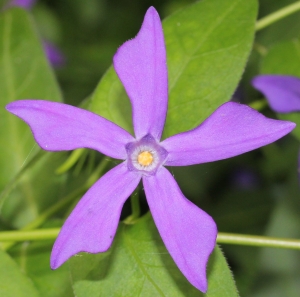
[125,134,168,176]
[137,151,153,166]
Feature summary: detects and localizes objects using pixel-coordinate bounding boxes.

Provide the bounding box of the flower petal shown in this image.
[143,167,217,293]
[51,162,141,269]
[6,100,135,159]
[43,41,65,67]
[113,7,168,141]
[252,75,300,113]
[162,102,296,166]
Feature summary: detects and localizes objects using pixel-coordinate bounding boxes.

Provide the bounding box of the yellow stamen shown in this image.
[137,151,153,166]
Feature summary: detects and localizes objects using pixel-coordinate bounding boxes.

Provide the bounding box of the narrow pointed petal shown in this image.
[51,163,141,269]
[113,7,168,140]
[252,75,300,113]
[163,102,296,166]
[6,100,135,159]
[143,167,217,293]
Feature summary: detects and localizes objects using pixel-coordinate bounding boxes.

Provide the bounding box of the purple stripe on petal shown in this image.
[252,75,300,113]
[143,167,217,293]
[6,100,135,159]
[162,102,296,166]
[51,162,141,269]
[113,7,168,141]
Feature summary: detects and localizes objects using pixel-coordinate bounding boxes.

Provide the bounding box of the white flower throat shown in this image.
[126,134,168,175]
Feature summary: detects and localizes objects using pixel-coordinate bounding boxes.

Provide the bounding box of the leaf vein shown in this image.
[168,0,241,92]
[123,226,167,297]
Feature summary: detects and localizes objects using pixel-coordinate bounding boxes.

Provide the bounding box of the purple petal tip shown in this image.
[50,259,59,270]
[143,168,217,293]
[163,102,296,166]
[5,100,134,158]
[252,75,300,113]
[113,5,167,140]
[50,163,140,269]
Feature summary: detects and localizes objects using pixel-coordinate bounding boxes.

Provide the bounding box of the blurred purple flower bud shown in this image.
[252,75,300,113]
[6,0,36,10]
[43,41,65,68]
[231,168,260,190]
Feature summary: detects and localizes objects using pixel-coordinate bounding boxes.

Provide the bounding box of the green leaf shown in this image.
[250,193,300,296]
[11,238,74,297]
[0,249,40,297]
[0,8,67,227]
[69,214,239,296]
[90,0,257,138]
[260,39,300,140]
[90,67,134,134]
[0,152,71,228]
[0,8,62,190]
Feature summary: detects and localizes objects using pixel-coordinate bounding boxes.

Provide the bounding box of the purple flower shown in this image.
[6,7,296,293]
[252,75,300,113]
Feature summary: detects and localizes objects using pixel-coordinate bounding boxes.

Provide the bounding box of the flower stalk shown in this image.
[256,1,300,31]
[55,148,85,174]
[248,99,268,111]
[1,229,300,251]
[123,189,141,224]
[217,233,300,250]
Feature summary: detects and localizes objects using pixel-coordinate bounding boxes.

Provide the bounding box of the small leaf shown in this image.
[69,214,239,296]
[1,152,70,228]
[0,8,62,191]
[11,238,74,297]
[0,249,40,297]
[90,0,258,138]
[260,39,300,140]
[0,8,68,227]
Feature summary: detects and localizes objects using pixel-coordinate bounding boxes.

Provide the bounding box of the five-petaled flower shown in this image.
[6,7,296,293]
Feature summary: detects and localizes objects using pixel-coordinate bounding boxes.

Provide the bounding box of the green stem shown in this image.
[55,148,85,174]
[1,157,110,251]
[253,42,268,56]
[20,188,86,231]
[130,191,140,218]
[1,230,300,251]
[217,232,300,250]
[1,187,86,251]
[248,99,268,111]
[0,149,45,208]
[85,157,111,188]
[0,229,60,242]
[123,189,140,224]
[256,1,300,31]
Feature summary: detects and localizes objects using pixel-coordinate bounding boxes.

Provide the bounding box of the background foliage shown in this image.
[1,0,300,296]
